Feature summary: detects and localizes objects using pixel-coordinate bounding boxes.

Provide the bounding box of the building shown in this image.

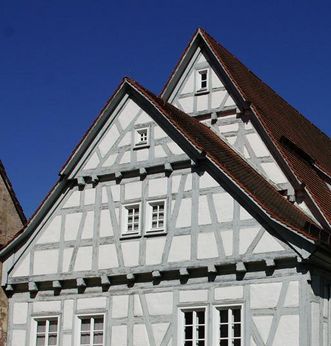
[0,28,330,346]
[0,161,26,345]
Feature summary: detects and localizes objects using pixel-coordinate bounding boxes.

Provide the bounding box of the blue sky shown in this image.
[1,0,330,217]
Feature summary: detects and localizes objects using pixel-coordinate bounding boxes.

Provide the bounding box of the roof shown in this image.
[127,78,329,245]
[0,160,26,226]
[186,28,331,226]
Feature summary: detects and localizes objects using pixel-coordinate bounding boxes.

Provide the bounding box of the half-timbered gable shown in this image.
[1,29,331,346]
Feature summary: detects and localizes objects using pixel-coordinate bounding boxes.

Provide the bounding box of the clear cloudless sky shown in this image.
[0,0,330,217]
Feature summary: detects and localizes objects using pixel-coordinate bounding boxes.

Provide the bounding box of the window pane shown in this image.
[93,332,103,344]
[36,336,45,346]
[233,323,241,337]
[220,323,228,337]
[185,341,193,346]
[232,309,241,323]
[198,341,205,346]
[37,321,46,333]
[80,333,90,344]
[48,334,57,345]
[94,318,103,330]
[49,320,58,333]
[81,319,91,331]
[198,325,205,339]
[197,310,205,324]
[184,311,193,325]
[220,340,228,346]
[184,326,193,339]
[220,310,228,323]
[233,339,241,346]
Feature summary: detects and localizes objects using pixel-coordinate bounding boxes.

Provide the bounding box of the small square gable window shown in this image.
[197,69,209,93]
[134,127,150,149]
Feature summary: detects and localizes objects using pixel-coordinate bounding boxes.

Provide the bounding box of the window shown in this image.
[146,200,166,234]
[216,306,242,346]
[134,127,150,148]
[79,315,104,346]
[179,308,206,346]
[35,317,58,346]
[197,69,209,92]
[122,203,141,236]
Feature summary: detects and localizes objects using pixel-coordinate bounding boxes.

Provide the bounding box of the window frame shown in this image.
[196,68,209,93]
[213,304,243,346]
[133,126,150,149]
[145,199,167,235]
[121,202,142,238]
[32,315,60,346]
[178,306,208,346]
[76,313,105,346]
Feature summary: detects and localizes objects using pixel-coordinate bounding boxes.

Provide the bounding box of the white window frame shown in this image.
[134,126,150,149]
[76,314,105,346]
[146,199,167,235]
[121,202,141,237]
[196,68,209,93]
[178,306,207,346]
[213,304,243,346]
[32,315,60,346]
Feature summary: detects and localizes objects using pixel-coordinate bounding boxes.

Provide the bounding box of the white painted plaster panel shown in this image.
[118,99,140,130]
[181,71,194,94]
[12,253,30,277]
[63,300,74,329]
[33,249,58,275]
[148,177,167,197]
[152,323,169,346]
[134,294,143,316]
[253,231,285,253]
[211,90,226,109]
[154,125,168,140]
[168,235,191,262]
[197,232,218,259]
[196,94,208,112]
[224,94,236,107]
[220,123,239,133]
[176,198,192,228]
[77,297,107,310]
[145,292,173,315]
[178,97,194,113]
[240,206,252,220]
[81,211,94,239]
[98,125,120,157]
[154,145,167,158]
[98,244,118,269]
[84,189,96,205]
[136,148,149,162]
[62,248,73,272]
[136,111,152,124]
[122,241,140,267]
[239,226,260,255]
[83,152,99,170]
[133,324,149,346]
[253,315,273,344]
[13,302,28,324]
[273,315,299,346]
[63,334,72,345]
[244,121,253,130]
[221,230,233,256]
[120,151,131,164]
[118,132,131,147]
[284,281,299,307]
[180,289,208,302]
[63,190,80,208]
[101,187,108,204]
[199,173,219,189]
[33,301,61,313]
[198,195,211,225]
[211,69,223,88]
[11,330,26,345]
[196,52,207,64]
[125,181,142,200]
[99,209,113,237]
[214,286,243,300]
[226,136,237,146]
[111,326,127,346]
[184,174,192,191]
[167,141,184,155]
[112,295,128,318]
[261,162,288,184]
[145,237,166,265]
[64,212,82,241]
[250,282,282,308]
[213,193,234,222]
[37,215,61,244]
[102,153,116,168]
[74,246,92,271]
[246,133,270,157]
[110,184,120,202]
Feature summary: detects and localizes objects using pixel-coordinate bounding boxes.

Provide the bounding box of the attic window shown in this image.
[134,127,150,149]
[197,69,209,92]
